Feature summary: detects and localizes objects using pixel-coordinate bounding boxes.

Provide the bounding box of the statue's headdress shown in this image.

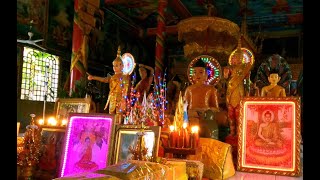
[113,45,123,64]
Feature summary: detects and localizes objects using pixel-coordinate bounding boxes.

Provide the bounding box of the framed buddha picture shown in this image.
[59,113,115,177]
[237,97,302,177]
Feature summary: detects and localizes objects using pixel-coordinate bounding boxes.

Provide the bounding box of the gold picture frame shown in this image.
[237,97,302,176]
[36,127,66,179]
[54,98,91,120]
[112,125,161,164]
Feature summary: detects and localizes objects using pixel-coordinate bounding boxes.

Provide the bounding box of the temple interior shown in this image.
[17,0,303,179]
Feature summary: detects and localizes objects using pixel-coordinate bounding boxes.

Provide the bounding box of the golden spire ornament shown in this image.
[17,114,42,179]
[117,45,121,57]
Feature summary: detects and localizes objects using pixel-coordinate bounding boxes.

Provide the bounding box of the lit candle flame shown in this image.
[38,119,44,125]
[61,119,68,126]
[183,122,187,129]
[191,126,199,133]
[48,117,57,126]
[169,125,175,132]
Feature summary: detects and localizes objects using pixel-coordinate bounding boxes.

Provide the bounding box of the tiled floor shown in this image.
[227,145,303,180]
[227,171,303,180]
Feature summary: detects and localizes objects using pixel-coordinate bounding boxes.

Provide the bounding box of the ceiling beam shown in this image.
[168,0,192,19]
[146,25,177,36]
[104,0,127,5]
[250,29,302,39]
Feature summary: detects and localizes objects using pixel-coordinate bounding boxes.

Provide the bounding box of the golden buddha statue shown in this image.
[184,60,219,126]
[87,46,130,124]
[224,48,253,136]
[261,72,286,97]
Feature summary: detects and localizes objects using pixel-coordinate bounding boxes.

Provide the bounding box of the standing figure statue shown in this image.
[224,50,253,136]
[184,59,220,127]
[87,46,130,124]
[134,64,154,103]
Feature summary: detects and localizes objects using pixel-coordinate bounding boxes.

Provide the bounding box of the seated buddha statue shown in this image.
[183,59,220,126]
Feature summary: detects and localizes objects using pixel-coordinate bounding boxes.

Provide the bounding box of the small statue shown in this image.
[87,46,130,124]
[261,71,286,98]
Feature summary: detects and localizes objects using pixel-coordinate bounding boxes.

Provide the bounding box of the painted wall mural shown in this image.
[46,0,74,53]
[17,0,47,39]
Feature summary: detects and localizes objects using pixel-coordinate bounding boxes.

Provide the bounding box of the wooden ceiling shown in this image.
[103,0,303,38]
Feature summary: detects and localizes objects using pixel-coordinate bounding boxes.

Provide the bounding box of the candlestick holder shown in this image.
[164,147,196,159]
[165,126,198,159]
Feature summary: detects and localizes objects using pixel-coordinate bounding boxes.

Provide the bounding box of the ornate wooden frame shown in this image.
[237,97,302,177]
[54,98,91,120]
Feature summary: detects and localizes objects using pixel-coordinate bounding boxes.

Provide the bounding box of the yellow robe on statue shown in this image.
[105,74,130,114]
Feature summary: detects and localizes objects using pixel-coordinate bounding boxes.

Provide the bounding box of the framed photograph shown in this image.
[112,125,161,164]
[36,127,66,179]
[54,98,91,120]
[59,113,115,177]
[237,97,302,176]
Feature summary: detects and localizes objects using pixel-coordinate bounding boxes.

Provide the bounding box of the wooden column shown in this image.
[69,0,101,95]
[154,0,168,78]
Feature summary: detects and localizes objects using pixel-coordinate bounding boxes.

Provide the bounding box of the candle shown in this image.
[183,123,190,148]
[169,125,177,148]
[190,132,195,148]
[191,126,199,148]
[177,129,184,148]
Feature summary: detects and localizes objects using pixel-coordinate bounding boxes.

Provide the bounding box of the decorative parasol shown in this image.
[177,4,240,62]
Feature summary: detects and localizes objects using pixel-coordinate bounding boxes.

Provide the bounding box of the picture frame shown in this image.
[36,127,66,179]
[237,97,302,176]
[54,98,91,120]
[112,125,161,164]
[59,113,115,177]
